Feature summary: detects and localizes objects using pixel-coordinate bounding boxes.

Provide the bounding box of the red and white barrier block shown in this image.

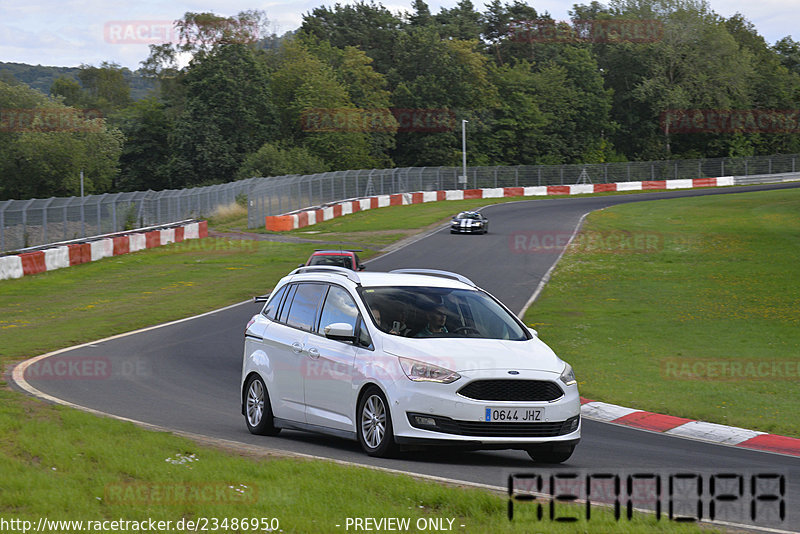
[0,221,208,281]
[581,397,800,457]
[265,177,736,231]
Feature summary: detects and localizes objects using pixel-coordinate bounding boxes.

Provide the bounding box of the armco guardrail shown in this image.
[0,180,259,253]
[245,154,800,228]
[0,220,208,281]
[733,172,800,185]
[263,173,800,231]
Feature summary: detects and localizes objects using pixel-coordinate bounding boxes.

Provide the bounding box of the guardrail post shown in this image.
[0,203,5,252]
[42,198,55,244]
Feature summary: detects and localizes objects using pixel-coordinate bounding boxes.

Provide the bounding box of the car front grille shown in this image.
[458,380,564,402]
[408,414,580,437]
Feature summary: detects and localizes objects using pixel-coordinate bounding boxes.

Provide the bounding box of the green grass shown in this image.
[0,239,322,360]
[0,386,709,532]
[524,188,800,437]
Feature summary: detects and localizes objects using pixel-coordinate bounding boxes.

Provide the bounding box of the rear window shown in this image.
[308,254,353,270]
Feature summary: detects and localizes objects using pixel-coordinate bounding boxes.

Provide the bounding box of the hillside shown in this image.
[0,61,157,100]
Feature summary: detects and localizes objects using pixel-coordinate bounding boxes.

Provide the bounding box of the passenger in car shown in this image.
[385,305,412,336]
[415,304,449,337]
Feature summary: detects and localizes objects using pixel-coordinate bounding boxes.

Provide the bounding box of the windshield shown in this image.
[360,286,529,340]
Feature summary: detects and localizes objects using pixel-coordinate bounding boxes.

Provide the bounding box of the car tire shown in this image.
[357,386,398,458]
[244,374,281,436]
[526,443,575,463]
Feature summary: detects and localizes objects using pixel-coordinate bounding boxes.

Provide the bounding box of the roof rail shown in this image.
[389,269,476,287]
[289,265,362,284]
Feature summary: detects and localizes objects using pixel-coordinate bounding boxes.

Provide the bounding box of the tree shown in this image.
[49,77,88,108]
[77,62,132,114]
[0,81,122,200]
[237,142,329,178]
[774,37,800,75]
[168,44,276,186]
[269,39,382,170]
[300,2,403,74]
[435,0,483,41]
[114,97,174,190]
[389,27,498,166]
[406,0,433,27]
[302,37,397,166]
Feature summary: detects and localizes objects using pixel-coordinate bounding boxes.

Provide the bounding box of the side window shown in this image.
[285,283,327,332]
[317,285,359,336]
[356,317,373,348]
[263,285,288,321]
[278,284,298,324]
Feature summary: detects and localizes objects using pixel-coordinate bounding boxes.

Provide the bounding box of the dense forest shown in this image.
[2,0,800,200]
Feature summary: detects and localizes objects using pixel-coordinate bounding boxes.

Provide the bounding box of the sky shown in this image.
[1,0,798,70]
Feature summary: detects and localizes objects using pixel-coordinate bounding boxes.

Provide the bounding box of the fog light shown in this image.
[414,416,437,427]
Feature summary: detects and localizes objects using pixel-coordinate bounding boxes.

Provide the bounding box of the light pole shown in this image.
[461,119,468,189]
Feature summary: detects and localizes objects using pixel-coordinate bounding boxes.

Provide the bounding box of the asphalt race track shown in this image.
[17,183,800,533]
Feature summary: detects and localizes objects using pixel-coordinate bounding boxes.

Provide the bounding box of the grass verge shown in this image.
[524,187,800,437]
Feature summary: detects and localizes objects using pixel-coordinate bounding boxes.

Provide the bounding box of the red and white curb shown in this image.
[265,176,735,231]
[0,221,208,281]
[581,397,800,457]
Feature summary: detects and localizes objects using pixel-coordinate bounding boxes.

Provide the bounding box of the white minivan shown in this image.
[241,267,580,463]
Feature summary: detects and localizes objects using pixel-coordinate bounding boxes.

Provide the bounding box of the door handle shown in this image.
[291,342,303,354]
[307,347,320,359]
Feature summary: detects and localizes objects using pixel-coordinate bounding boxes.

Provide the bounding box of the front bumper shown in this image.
[451,223,485,233]
[386,371,581,448]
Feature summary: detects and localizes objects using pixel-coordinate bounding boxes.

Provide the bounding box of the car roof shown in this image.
[310,250,357,255]
[282,268,477,290]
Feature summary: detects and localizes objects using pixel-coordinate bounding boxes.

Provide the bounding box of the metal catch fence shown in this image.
[2,153,798,252]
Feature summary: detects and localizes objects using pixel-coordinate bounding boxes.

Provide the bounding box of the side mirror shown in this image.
[358,264,366,271]
[528,327,539,338]
[324,322,356,342]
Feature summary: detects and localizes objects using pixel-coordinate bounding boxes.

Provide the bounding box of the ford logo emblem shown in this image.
[508,371,520,375]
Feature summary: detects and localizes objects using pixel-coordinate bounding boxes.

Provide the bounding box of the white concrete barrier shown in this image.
[44,246,70,271]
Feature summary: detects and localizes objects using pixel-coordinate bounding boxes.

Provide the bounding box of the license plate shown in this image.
[485,407,544,422]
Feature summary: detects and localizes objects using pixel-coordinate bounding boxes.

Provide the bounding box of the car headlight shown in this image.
[559,363,577,387]
[398,357,461,384]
